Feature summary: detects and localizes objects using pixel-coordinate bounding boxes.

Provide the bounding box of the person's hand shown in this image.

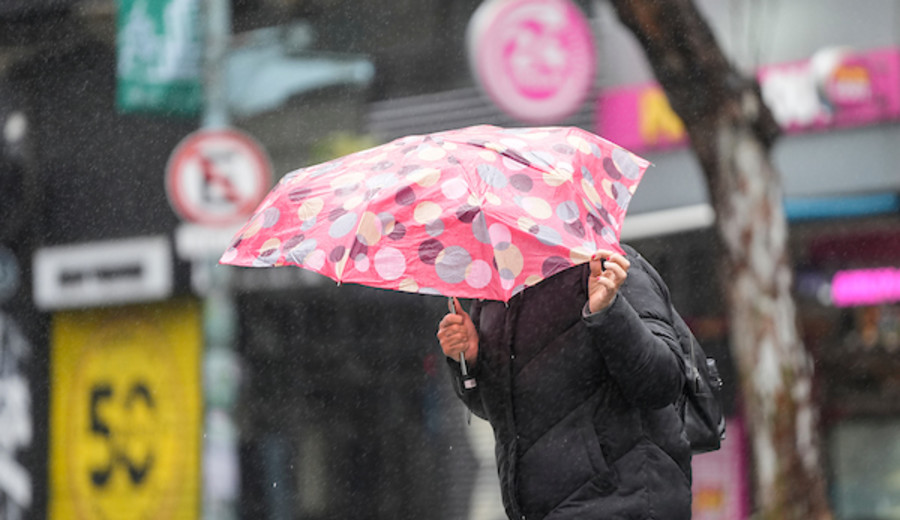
[437,297,479,365]
[588,250,630,313]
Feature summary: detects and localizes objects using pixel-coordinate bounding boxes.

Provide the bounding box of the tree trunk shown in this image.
[607,1,833,518]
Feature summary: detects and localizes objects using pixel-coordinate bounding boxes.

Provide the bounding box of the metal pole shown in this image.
[203,0,230,129]
[201,1,240,519]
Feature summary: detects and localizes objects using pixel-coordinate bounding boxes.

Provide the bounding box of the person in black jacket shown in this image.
[437,245,692,520]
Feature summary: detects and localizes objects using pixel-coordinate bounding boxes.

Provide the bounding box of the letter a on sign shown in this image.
[165,128,273,226]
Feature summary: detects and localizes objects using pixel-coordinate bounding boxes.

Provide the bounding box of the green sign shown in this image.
[116,0,203,116]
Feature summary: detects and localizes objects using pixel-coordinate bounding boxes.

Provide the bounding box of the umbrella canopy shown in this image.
[220,125,650,302]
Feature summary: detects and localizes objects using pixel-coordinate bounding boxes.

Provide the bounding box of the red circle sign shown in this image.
[467,0,596,124]
[165,128,272,226]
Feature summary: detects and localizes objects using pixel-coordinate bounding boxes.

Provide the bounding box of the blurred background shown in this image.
[1,0,899,519]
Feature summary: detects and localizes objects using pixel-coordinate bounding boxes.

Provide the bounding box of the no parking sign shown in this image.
[165,128,272,226]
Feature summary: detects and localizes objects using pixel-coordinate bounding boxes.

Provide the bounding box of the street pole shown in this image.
[203,0,229,130]
[201,1,241,519]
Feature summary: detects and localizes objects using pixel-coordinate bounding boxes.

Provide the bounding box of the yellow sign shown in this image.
[638,86,686,146]
[50,299,201,520]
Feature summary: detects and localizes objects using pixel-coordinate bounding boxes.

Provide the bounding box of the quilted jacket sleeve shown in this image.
[444,299,488,420]
[581,250,687,409]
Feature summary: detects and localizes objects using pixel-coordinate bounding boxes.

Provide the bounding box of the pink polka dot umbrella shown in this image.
[220,125,649,303]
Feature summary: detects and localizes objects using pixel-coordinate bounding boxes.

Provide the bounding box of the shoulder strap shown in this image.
[621,244,699,380]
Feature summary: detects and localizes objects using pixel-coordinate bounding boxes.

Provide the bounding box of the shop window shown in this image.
[829,418,900,519]
[843,304,900,353]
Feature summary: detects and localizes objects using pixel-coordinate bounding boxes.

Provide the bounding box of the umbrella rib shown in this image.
[442,137,556,177]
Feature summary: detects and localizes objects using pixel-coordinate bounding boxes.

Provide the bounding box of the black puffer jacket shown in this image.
[447,246,693,520]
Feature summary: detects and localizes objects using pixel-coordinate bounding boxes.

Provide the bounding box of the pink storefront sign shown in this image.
[759,46,900,132]
[596,47,900,152]
[691,417,751,520]
[595,83,688,152]
[467,0,596,124]
[831,267,900,307]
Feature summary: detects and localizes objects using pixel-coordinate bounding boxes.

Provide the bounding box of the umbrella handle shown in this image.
[448,297,477,391]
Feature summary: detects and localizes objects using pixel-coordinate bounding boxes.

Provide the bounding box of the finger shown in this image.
[439,332,466,352]
[589,258,607,277]
[606,253,631,271]
[593,272,616,289]
[440,323,469,344]
[439,338,460,356]
[437,330,462,349]
[438,314,464,330]
[602,261,627,283]
[438,327,463,345]
[452,297,470,318]
[592,260,627,284]
[445,322,468,339]
[439,326,462,341]
[590,250,615,275]
[592,249,616,261]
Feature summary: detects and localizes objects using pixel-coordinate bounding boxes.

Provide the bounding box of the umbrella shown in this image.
[219,124,650,303]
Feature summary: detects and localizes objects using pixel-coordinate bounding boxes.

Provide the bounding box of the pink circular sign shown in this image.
[467,0,596,124]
